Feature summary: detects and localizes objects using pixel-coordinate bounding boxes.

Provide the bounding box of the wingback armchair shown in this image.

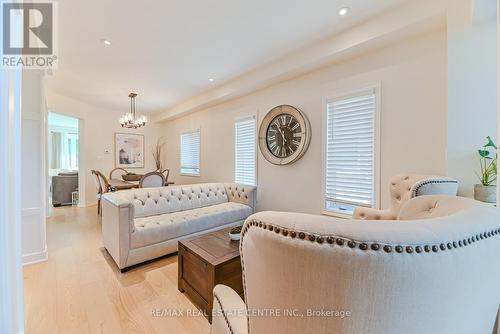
[211,196,500,334]
[352,174,458,220]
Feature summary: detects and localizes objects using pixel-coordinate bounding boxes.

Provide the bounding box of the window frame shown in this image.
[234,115,258,186]
[321,84,381,218]
[180,129,201,177]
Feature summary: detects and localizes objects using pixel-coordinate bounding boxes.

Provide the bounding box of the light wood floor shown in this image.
[23,206,210,334]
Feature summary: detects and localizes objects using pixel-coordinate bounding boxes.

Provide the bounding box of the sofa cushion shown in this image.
[131,202,252,249]
[120,183,229,218]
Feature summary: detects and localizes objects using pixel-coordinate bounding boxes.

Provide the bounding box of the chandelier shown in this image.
[120,93,147,128]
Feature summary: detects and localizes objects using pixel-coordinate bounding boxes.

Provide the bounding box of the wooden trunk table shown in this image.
[178,228,243,323]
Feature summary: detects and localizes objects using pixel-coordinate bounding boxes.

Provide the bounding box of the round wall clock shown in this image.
[258,105,311,165]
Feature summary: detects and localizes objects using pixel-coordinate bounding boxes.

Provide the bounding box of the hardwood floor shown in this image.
[23,206,210,334]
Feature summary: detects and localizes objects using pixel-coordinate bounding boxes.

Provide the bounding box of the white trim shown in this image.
[0,67,24,333]
[321,83,381,216]
[23,248,48,266]
[78,201,90,208]
[179,173,201,177]
[320,210,351,220]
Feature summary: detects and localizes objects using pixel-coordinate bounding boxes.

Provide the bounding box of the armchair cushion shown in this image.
[397,195,482,220]
[353,174,458,220]
[211,285,248,334]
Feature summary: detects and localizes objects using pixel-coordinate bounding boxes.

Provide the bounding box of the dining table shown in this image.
[108,178,140,191]
[108,179,175,191]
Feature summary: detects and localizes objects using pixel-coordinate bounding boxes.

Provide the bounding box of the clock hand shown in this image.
[278,127,287,144]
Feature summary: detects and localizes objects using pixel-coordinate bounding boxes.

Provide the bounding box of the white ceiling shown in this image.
[47,0,409,114]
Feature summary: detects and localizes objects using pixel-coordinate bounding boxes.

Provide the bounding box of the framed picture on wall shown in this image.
[115,133,145,168]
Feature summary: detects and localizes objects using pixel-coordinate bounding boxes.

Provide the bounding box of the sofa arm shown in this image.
[224,183,257,212]
[211,285,248,334]
[352,207,396,220]
[101,191,132,208]
[101,195,134,269]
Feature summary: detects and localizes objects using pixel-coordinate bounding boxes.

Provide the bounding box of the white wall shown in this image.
[22,71,48,265]
[163,29,448,214]
[447,0,498,197]
[46,91,163,207]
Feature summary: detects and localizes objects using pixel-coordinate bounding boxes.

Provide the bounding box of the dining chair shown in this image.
[139,171,165,188]
[161,168,170,186]
[95,170,112,193]
[91,170,103,215]
[109,167,128,180]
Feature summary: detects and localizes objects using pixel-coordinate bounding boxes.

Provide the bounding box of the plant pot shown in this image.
[122,174,142,182]
[229,225,243,241]
[229,232,241,241]
[474,184,497,204]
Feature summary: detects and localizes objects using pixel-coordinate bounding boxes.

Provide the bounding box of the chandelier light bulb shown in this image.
[120,93,147,128]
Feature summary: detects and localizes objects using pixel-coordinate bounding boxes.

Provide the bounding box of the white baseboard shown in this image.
[23,249,48,266]
[78,201,97,208]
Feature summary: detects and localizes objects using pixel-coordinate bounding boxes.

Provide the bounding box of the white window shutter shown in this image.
[235,117,256,186]
[180,130,200,176]
[325,90,377,214]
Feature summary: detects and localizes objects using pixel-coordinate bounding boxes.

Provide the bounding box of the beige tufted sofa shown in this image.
[101,183,256,270]
[211,195,500,334]
[353,174,458,220]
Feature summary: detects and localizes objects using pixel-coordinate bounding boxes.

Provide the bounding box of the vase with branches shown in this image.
[152,138,167,173]
[474,136,497,203]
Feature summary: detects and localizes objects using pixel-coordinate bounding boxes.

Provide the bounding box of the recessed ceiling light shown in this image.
[208,78,215,82]
[338,7,350,16]
[101,39,112,46]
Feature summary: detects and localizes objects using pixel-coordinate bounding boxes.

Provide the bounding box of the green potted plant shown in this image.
[474,136,497,203]
[229,225,243,241]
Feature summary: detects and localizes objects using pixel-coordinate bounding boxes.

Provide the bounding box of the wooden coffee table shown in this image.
[178,228,243,323]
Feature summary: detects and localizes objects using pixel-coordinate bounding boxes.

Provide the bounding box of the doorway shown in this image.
[47,112,80,212]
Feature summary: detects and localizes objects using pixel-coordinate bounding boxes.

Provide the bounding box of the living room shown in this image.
[1,0,499,333]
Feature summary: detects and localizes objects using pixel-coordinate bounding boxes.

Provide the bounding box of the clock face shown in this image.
[266,114,302,158]
[258,105,311,165]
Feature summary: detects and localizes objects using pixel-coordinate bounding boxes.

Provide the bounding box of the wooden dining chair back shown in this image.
[91,170,103,215]
[109,168,128,180]
[94,170,111,194]
[161,168,170,186]
[139,171,165,188]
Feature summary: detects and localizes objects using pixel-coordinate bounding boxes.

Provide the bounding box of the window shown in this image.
[180,130,200,176]
[324,88,378,216]
[48,130,79,171]
[234,117,257,186]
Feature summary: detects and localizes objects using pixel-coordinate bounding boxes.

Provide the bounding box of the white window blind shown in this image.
[180,130,200,176]
[234,117,256,186]
[324,90,377,215]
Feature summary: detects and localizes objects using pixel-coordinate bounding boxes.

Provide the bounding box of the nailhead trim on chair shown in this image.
[238,220,500,334]
[241,220,500,255]
[213,293,235,334]
[411,179,458,198]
